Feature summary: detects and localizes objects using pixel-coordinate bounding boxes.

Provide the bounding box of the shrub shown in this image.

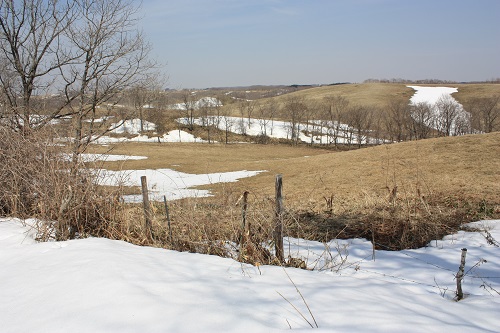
[0,126,119,240]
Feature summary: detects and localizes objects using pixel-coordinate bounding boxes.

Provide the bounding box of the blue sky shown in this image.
[141,0,500,88]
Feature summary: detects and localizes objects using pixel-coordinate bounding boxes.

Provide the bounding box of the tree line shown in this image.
[171,91,499,147]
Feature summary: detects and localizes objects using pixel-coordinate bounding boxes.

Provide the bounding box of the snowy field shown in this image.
[178,116,379,145]
[407,86,460,105]
[1,218,499,332]
[97,168,265,201]
[407,85,470,133]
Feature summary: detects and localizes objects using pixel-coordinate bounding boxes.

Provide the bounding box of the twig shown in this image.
[276,291,314,329]
[281,267,318,328]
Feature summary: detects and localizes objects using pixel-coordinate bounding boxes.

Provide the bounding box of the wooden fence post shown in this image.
[163,195,172,244]
[274,174,284,263]
[456,248,467,301]
[141,176,152,240]
[238,191,249,261]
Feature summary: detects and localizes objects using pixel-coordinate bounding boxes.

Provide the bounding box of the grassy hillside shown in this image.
[266,83,414,109]
[274,82,500,108]
[451,83,500,104]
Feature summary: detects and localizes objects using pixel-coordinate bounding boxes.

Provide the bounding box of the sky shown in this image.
[140,0,500,89]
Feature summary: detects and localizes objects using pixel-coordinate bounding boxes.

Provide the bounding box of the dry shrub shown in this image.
[0,126,119,241]
[93,186,280,264]
[288,184,479,250]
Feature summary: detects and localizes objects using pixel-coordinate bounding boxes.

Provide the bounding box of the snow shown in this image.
[97,168,265,201]
[62,153,148,162]
[407,86,459,105]
[1,218,499,332]
[110,119,157,135]
[178,116,375,145]
[161,129,208,143]
[169,97,223,110]
[92,130,207,144]
[407,86,470,134]
[83,118,209,143]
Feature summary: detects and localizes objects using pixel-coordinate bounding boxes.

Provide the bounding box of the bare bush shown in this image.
[0,126,119,240]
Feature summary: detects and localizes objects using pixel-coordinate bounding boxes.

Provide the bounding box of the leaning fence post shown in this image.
[141,176,152,240]
[238,191,249,261]
[274,174,284,263]
[456,248,467,301]
[163,195,172,244]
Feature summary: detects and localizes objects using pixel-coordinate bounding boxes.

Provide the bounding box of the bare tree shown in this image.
[199,101,220,144]
[181,90,197,131]
[221,113,235,144]
[238,99,257,129]
[346,105,373,148]
[256,104,270,137]
[435,94,461,136]
[0,0,78,133]
[303,100,319,145]
[384,99,412,142]
[61,0,156,163]
[453,112,472,136]
[146,94,171,143]
[128,80,163,133]
[324,95,349,147]
[466,95,500,133]
[282,96,307,145]
[409,102,434,140]
[0,0,157,161]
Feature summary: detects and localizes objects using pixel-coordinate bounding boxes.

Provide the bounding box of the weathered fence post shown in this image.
[456,248,467,301]
[238,191,249,260]
[141,176,152,240]
[274,174,284,263]
[163,195,172,244]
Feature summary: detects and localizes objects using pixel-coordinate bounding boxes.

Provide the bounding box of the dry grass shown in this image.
[0,127,122,241]
[259,83,499,110]
[88,142,330,173]
[448,83,500,103]
[218,83,414,117]
[164,83,499,111]
[83,131,500,251]
[92,132,500,207]
[275,83,414,109]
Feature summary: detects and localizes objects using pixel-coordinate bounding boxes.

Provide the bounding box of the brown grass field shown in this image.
[86,130,500,252]
[218,82,500,116]
[90,131,500,214]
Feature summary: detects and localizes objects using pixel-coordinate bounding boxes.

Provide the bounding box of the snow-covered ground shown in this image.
[110,119,157,135]
[408,86,459,105]
[178,116,375,145]
[84,118,263,200]
[97,168,265,202]
[93,129,207,144]
[408,86,470,134]
[169,96,222,110]
[62,153,148,163]
[88,118,206,143]
[1,218,499,332]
